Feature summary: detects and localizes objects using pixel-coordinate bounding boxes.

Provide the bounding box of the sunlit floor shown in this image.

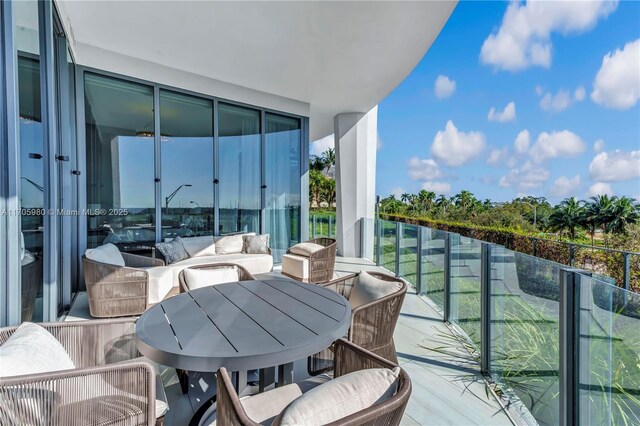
[65,257,514,426]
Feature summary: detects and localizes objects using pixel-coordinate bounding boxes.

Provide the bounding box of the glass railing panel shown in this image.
[490,248,562,425]
[381,220,397,274]
[399,224,418,285]
[420,227,447,311]
[577,275,640,426]
[449,234,482,345]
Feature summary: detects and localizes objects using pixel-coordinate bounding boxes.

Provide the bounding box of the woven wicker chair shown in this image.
[283,237,337,283]
[178,263,256,292]
[82,252,177,318]
[213,338,411,426]
[308,271,407,376]
[0,318,165,426]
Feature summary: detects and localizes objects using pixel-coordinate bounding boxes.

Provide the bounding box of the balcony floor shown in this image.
[65,257,514,425]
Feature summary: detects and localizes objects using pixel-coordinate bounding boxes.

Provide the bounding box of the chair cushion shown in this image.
[143,266,176,304]
[282,254,309,280]
[172,253,273,278]
[155,236,190,264]
[181,236,216,257]
[288,242,324,257]
[349,271,402,309]
[183,267,240,290]
[0,322,75,377]
[214,234,246,254]
[275,368,400,425]
[242,234,270,254]
[85,243,125,267]
[198,375,330,426]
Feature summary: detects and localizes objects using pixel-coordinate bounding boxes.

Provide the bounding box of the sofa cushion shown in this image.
[242,234,270,254]
[155,236,190,264]
[0,322,75,378]
[275,368,400,425]
[289,242,324,257]
[85,243,125,267]
[183,267,240,291]
[349,271,402,309]
[182,236,216,257]
[282,254,309,280]
[143,266,176,305]
[173,253,273,278]
[215,234,245,255]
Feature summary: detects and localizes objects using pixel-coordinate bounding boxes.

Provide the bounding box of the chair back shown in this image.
[178,263,255,292]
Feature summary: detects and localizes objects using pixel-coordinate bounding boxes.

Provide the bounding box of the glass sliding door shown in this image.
[160,90,214,239]
[15,0,44,322]
[264,113,301,261]
[84,73,155,253]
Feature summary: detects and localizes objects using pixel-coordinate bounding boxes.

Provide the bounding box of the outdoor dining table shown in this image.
[135,277,351,421]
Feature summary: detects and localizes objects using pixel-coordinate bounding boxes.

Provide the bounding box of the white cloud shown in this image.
[587,182,614,197]
[574,86,586,101]
[407,157,441,181]
[488,102,516,122]
[499,161,550,192]
[480,0,617,71]
[591,38,640,109]
[589,150,640,182]
[540,89,573,112]
[421,181,451,195]
[391,187,405,199]
[549,175,581,197]
[310,134,334,156]
[434,75,456,99]
[529,130,586,163]
[593,139,605,153]
[432,120,486,167]
[486,147,517,168]
[514,130,531,154]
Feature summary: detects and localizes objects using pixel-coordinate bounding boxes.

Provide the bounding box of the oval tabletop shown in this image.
[135,278,351,372]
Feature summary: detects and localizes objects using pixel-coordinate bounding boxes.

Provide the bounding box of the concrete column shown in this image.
[334,106,377,258]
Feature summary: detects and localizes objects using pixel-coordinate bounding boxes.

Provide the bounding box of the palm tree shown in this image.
[417,190,436,213]
[400,193,411,204]
[582,194,616,245]
[605,196,640,235]
[435,194,449,214]
[548,197,585,239]
[321,148,335,176]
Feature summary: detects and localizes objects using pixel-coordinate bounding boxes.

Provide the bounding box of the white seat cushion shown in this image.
[0,322,75,378]
[143,266,176,305]
[85,243,125,267]
[214,235,245,254]
[288,242,324,257]
[183,267,240,290]
[172,253,273,280]
[199,375,330,426]
[349,271,402,309]
[181,236,216,257]
[282,254,309,280]
[275,368,400,425]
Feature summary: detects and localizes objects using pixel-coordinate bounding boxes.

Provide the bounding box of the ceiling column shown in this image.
[334,106,377,258]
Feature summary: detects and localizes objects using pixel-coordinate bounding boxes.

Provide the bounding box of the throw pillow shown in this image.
[85,243,125,267]
[181,236,216,257]
[215,234,244,254]
[288,242,324,257]
[242,234,270,254]
[183,267,240,291]
[275,367,401,425]
[349,271,402,309]
[155,236,189,264]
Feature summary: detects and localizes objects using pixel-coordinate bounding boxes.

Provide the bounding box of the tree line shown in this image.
[309,148,336,207]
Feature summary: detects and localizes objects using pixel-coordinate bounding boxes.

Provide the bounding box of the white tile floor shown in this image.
[65,258,515,426]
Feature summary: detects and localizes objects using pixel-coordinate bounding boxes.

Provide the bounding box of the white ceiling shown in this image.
[57,1,456,140]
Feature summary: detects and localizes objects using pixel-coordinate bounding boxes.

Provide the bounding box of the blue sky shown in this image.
[369,0,640,203]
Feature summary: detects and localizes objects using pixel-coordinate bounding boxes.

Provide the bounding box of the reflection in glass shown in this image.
[449,235,482,345]
[16,0,44,322]
[218,103,261,235]
[84,73,155,253]
[264,113,301,261]
[160,90,214,239]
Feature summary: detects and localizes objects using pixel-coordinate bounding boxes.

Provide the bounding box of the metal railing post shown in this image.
[395,222,402,277]
[312,215,316,239]
[532,238,537,257]
[443,233,452,322]
[623,253,630,291]
[569,244,575,266]
[480,243,492,374]
[376,219,382,266]
[328,216,333,237]
[416,226,423,294]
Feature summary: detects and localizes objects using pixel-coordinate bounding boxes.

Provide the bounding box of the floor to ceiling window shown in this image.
[84,73,155,252]
[264,113,302,261]
[218,103,261,235]
[15,0,44,322]
[160,90,214,239]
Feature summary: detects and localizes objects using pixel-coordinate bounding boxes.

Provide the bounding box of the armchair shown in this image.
[282,237,337,283]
